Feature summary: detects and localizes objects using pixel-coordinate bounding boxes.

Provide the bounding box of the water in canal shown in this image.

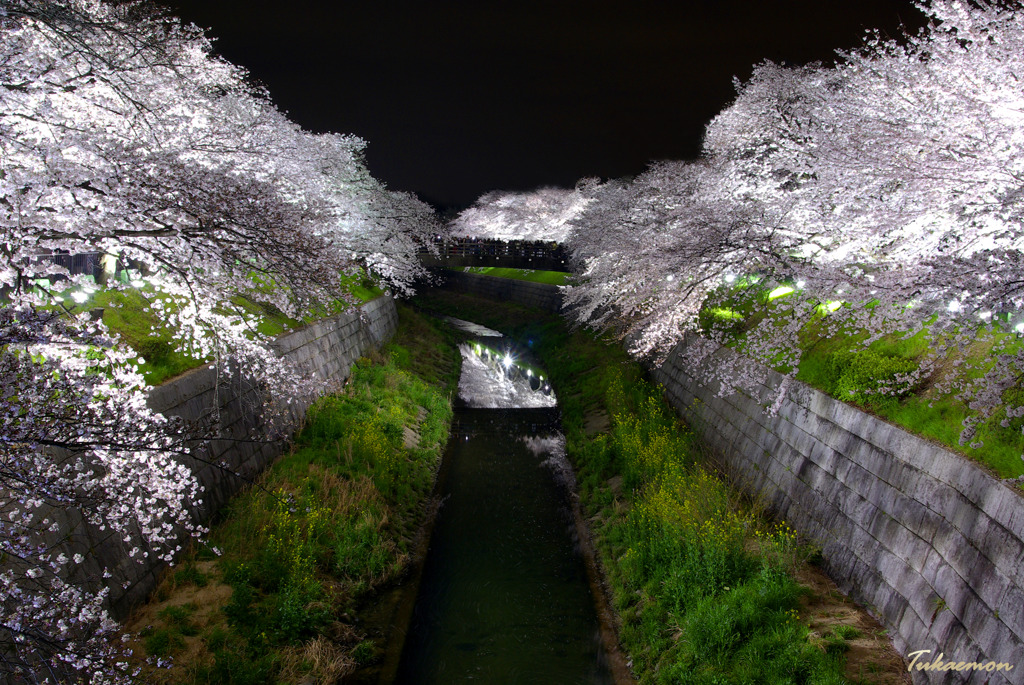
[394,321,613,684]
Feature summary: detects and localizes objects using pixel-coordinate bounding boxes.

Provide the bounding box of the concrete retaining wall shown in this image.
[437,269,563,313]
[655,334,1024,684]
[98,296,398,616]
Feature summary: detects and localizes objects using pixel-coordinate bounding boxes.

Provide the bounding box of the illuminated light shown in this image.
[527,369,532,377]
[131,279,145,288]
[947,300,961,313]
[539,375,543,381]
[796,280,806,288]
[725,274,736,283]
[818,300,842,313]
[836,289,844,295]
[979,311,992,320]
[503,355,513,368]
[767,286,794,300]
[71,291,88,304]
[711,307,742,321]
[666,274,674,281]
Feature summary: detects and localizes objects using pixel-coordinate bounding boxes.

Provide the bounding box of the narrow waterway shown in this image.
[394,322,613,684]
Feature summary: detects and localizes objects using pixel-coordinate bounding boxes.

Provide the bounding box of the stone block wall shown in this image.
[654,334,1024,684]
[99,296,398,615]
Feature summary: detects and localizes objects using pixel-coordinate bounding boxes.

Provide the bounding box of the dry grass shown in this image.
[794,563,912,685]
[125,561,233,683]
[307,467,381,519]
[278,636,355,684]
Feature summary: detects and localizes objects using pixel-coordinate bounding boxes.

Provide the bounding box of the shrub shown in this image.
[834,624,860,640]
[350,639,377,665]
[825,348,918,407]
[156,604,199,636]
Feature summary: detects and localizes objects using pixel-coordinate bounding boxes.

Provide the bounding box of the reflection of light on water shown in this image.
[522,434,577,499]
[442,316,503,337]
[458,343,556,408]
[522,434,564,457]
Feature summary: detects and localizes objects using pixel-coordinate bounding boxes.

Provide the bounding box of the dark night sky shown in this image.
[167,1,928,211]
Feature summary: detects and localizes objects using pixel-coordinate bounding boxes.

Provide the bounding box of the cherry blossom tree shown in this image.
[0,307,204,680]
[0,1,437,680]
[564,0,1024,445]
[701,0,1024,434]
[563,163,792,358]
[449,186,593,243]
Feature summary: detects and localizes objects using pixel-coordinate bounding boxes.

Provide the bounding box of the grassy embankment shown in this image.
[415,289,903,685]
[127,304,459,684]
[46,272,383,385]
[457,265,569,285]
[700,284,1024,479]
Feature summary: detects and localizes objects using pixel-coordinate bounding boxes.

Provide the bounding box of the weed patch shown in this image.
[128,304,459,683]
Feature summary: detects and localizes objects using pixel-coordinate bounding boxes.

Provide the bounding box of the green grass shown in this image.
[132,304,461,684]
[699,286,1024,478]
[50,272,386,386]
[414,289,854,685]
[457,266,570,285]
[93,289,206,386]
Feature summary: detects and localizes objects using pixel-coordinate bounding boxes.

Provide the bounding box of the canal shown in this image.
[393,319,614,684]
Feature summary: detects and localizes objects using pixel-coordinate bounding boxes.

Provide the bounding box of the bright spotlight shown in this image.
[71,291,88,304]
[503,355,513,368]
[725,274,736,283]
[821,300,842,313]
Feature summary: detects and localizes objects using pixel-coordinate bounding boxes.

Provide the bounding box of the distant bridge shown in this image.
[418,237,570,272]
